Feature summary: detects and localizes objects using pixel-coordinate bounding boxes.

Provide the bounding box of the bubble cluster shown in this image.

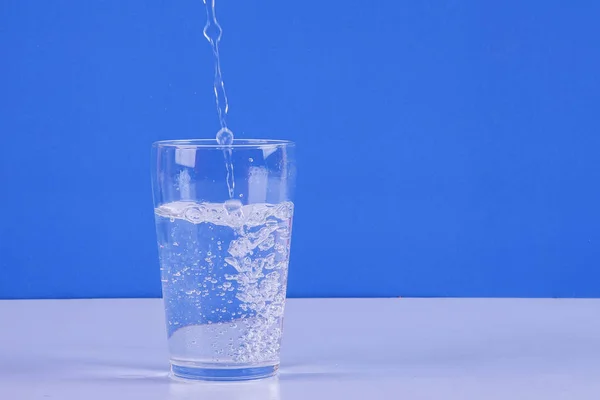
[156,200,294,229]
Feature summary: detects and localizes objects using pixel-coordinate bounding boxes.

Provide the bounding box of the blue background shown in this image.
[1,1,599,299]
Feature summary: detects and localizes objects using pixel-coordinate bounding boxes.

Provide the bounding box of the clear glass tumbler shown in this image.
[151,139,296,381]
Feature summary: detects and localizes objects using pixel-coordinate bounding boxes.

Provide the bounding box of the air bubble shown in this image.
[224,199,243,213]
[216,127,233,145]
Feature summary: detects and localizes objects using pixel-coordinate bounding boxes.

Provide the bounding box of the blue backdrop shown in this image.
[1,1,599,299]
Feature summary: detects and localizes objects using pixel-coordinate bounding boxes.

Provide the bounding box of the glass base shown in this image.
[170,363,279,381]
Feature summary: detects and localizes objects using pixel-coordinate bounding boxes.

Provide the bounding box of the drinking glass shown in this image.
[151,139,296,381]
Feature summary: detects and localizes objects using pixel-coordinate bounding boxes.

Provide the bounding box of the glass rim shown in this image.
[152,138,295,149]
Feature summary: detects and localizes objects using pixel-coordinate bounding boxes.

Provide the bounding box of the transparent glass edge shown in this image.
[152,139,296,149]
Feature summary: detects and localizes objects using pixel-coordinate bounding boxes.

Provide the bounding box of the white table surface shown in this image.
[1,298,599,399]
